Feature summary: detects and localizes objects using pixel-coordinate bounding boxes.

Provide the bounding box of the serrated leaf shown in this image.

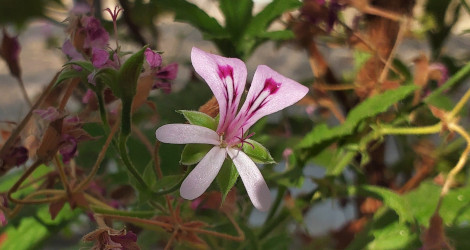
[216,160,239,202]
[180,144,213,165]
[297,85,417,149]
[352,185,414,224]
[177,110,217,130]
[404,181,470,227]
[367,210,418,250]
[242,139,275,164]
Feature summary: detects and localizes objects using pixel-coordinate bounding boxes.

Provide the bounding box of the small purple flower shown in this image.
[144,48,162,69]
[91,48,109,68]
[81,16,109,49]
[155,47,308,211]
[3,146,28,167]
[156,63,178,80]
[59,134,78,164]
[154,81,172,94]
[429,63,449,86]
[34,106,61,121]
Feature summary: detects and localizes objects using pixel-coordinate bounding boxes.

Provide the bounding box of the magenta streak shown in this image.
[217,64,237,133]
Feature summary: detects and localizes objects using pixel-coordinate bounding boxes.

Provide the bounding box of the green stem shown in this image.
[121,99,133,137]
[265,186,286,223]
[258,209,290,240]
[90,205,156,218]
[96,90,110,134]
[449,87,470,119]
[119,134,149,191]
[379,123,442,135]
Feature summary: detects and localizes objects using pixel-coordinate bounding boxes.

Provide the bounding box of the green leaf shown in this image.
[367,210,419,250]
[219,0,253,39]
[326,147,357,176]
[55,68,88,87]
[404,181,470,226]
[153,175,185,192]
[177,110,217,130]
[246,0,301,37]
[0,204,80,249]
[351,185,414,224]
[180,144,213,165]
[157,0,227,37]
[297,85,417,149]
[242,139,276,164]
[143,161,158,189]
[63,61,94,72]
[95,68,119,94]
[216,159,239,202]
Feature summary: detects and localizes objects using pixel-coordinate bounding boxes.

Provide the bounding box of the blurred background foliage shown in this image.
[0,0,470,249]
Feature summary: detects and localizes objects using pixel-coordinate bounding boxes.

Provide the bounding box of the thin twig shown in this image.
[73,120,120,193]
[377,17,408,86]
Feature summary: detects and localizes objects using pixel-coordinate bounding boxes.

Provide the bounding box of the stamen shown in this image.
[235,128,256,149]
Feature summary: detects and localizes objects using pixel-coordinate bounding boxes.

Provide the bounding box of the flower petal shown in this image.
[180,146,227,200]
[227,148,271,211]
[191,47,247,133]
[227,65,309,141]
[155,124,219,145]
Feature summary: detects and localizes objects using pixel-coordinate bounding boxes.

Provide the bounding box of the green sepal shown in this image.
[177,110,217,130]
[216,159,239,202]
[180,144,213,165]
[117,46,147,136]
[242,139,276,164]
[117,46,147,100]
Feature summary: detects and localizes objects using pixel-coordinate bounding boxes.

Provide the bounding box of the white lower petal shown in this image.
[227,148,272,212]
[180,146,226,200]
[156,124,219,145]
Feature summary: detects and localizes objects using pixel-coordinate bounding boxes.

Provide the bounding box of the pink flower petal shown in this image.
[156,63,178,80]
[155,124,219,145]
[227,65,309,141]
[91,48,109,68]
[180,146,226,200]
[227,148,271,212]
[144,48,162,69]
[191,47,247,133]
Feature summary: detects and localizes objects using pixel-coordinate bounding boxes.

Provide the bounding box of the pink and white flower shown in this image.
[155,47,308,211]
